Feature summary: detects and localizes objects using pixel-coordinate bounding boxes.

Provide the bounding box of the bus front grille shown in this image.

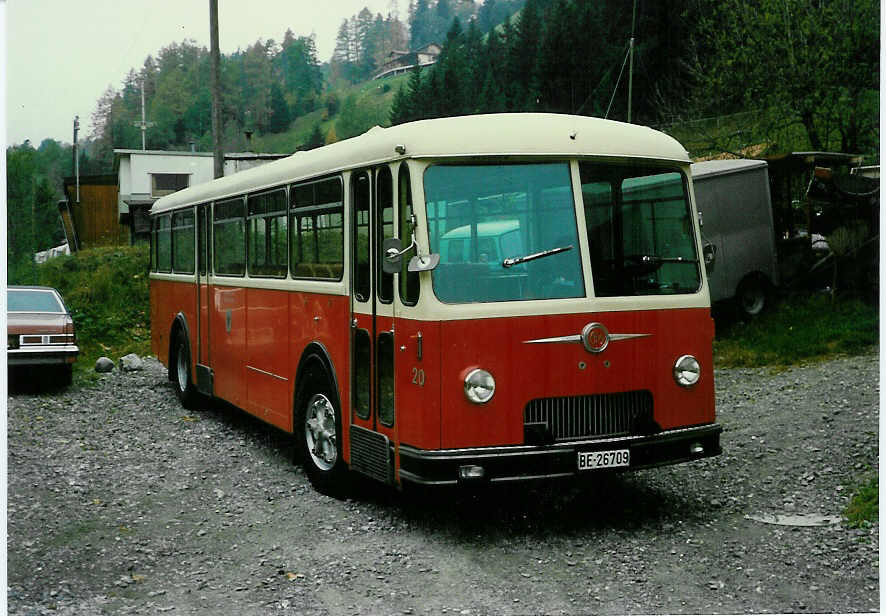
[524,390,655,442]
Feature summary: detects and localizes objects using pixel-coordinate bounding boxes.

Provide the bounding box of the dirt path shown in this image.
[7,353,879,614]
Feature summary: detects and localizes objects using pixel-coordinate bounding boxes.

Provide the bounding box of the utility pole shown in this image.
[73,116,80,203]
[627,0,637,123]
[210,0,224,179]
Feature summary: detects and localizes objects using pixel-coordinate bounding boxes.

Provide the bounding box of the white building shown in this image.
[114,150,287,241]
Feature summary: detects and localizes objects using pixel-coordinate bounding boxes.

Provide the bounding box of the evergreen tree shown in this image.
[410,0,433,49]
[305,123,326,150]
[478,0,497,32]
[437,19,468,116]
[268,82,290,133]
[390,82,412,125]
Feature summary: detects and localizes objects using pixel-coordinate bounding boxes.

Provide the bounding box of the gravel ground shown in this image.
[7,353,879,615]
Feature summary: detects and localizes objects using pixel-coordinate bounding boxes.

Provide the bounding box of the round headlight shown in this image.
[674,355,701,387]
[464,368,495,404]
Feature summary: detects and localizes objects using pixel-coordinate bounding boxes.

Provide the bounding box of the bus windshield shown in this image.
[425,163,584,303]
[580,162,700,296]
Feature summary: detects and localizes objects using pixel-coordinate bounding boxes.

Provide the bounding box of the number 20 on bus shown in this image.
[149,113,722,495]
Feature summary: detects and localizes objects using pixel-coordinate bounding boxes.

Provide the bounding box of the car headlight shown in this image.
[464,368,495,404]
[673,355,701,387]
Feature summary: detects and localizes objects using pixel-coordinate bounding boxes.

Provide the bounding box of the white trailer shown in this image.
[692,159,779,316]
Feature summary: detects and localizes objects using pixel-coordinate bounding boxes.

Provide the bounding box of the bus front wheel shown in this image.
[295,373,349,496]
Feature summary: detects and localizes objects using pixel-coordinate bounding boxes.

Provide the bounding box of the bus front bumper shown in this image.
[397,423,722,486]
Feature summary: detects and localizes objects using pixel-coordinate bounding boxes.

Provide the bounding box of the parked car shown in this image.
[691,159,779,317]
[7,286,79,386]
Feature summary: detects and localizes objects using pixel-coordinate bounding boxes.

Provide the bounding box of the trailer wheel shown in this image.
[736,277,768,318]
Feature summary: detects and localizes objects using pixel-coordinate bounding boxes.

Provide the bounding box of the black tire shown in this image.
[57,364,73,388]
[171,329,199,409]
[736,277,768,318]
[294,366,349,496]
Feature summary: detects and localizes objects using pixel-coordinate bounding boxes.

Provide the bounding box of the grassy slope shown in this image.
[713,294,878,368]
[27,245,152,381]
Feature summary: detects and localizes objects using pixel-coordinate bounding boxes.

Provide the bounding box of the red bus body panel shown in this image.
[437,308,715,449]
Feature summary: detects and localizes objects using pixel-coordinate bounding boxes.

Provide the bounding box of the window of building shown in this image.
[151,173,190,197]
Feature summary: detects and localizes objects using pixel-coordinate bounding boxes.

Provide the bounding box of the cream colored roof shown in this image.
[151,113,690,215]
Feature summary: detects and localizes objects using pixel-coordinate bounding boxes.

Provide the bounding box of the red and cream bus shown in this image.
[149,113,721,493]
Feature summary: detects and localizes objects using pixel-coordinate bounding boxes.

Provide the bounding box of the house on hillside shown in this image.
[59,149,287,250]
[374,43,441,80]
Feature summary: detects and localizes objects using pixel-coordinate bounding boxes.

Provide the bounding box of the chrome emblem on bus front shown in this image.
[524,322,650,354]
[582,322,610,353]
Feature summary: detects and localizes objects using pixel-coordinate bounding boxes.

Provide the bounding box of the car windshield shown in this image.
[425,163,584,303]
[8,289,64,313]
[580,162,700,296]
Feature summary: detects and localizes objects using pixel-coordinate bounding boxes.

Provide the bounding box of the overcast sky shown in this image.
[4,0,402,147]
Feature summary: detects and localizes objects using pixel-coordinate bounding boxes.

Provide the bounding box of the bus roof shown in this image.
[151,113,690,215]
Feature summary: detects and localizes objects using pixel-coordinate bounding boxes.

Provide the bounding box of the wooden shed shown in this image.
[62,174,128,250]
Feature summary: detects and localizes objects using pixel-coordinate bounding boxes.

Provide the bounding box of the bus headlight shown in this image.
[464,369,495,404]
[673,355,701,387]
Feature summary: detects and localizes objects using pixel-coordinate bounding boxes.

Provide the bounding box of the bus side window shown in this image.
[247,189,288,278]
[352,172,371,302]
[172,209,196,274]
[214,197,246,276]
[398,165,419,306]
[150,217,157,272]
[376,167,394,303]
[156,214,172,273]
[290,177,344,280]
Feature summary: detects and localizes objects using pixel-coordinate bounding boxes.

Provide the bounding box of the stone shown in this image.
[119,353,144,372]
[95,357,115,373]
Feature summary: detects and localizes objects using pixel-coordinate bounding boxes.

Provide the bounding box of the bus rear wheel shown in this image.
[295,374,349,496]
[171,330,199,409]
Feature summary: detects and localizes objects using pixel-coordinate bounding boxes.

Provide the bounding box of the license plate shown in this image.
[578,449,630,470]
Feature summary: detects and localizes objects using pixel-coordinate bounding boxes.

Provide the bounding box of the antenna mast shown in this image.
[627,0,637,123]
[133,80,155,150]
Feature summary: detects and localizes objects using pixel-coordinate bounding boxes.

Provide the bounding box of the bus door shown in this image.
[195,202,213,396]
[349,167,397,485]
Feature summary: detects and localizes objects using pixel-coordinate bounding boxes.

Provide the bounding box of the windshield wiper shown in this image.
[622,254,698,274]
[502,245,573,268]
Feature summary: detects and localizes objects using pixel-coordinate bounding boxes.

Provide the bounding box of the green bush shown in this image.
[29,245,151,378]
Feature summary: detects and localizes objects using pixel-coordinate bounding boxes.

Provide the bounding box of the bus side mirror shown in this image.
[383,237,440,273]
[408,253,440,272]
[383,238,407,274]
[702,242,717,269]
